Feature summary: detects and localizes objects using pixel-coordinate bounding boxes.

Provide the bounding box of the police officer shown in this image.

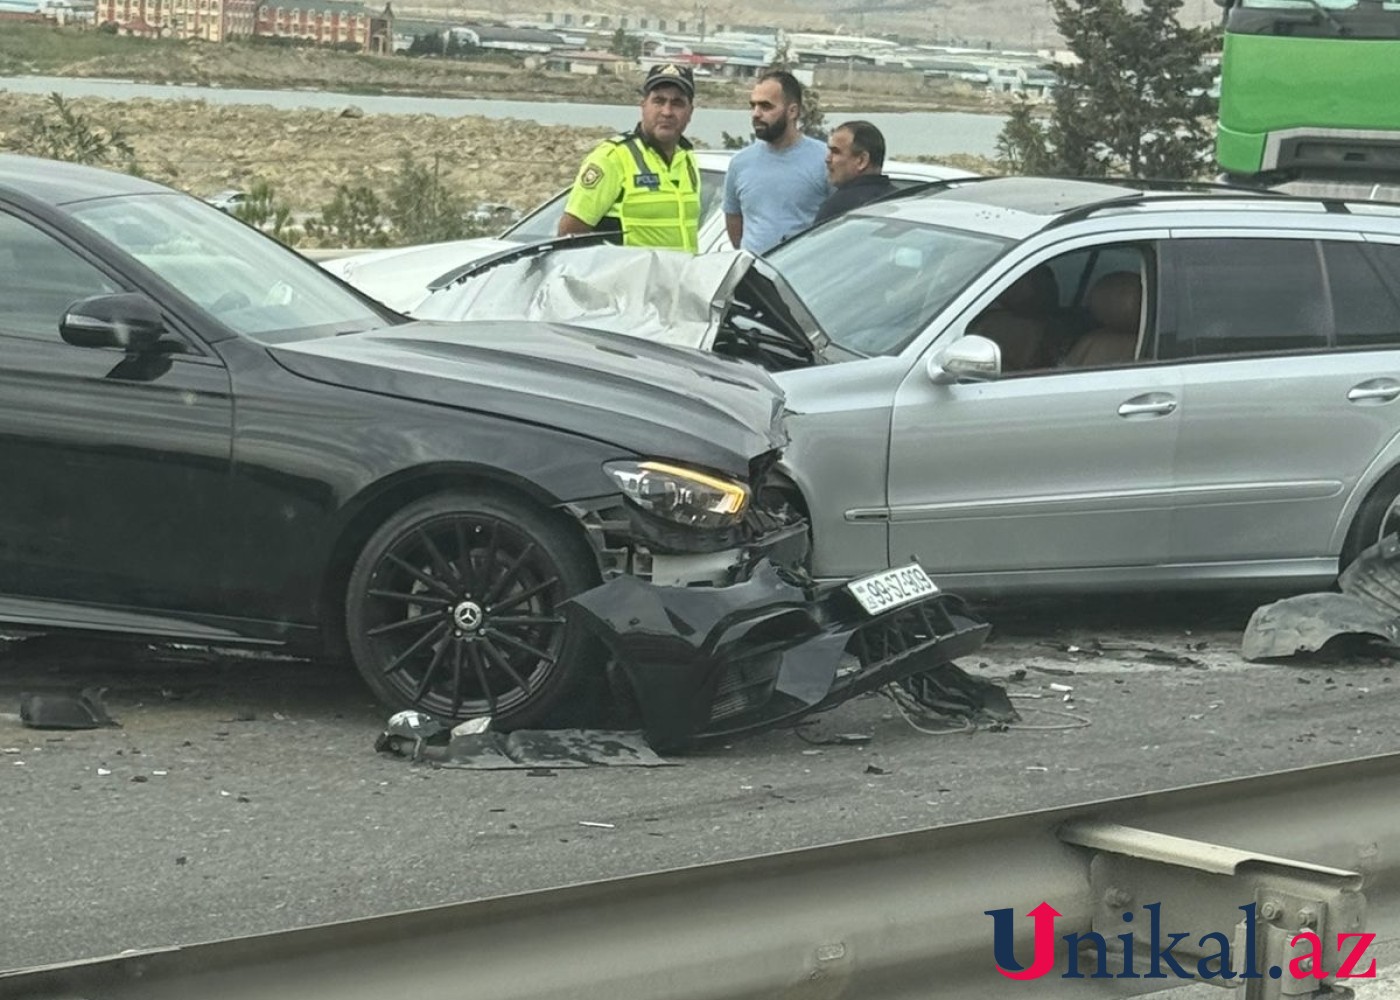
[558,63,701,252]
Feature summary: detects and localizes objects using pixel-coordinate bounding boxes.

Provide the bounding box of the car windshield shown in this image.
[67,193,389,343]
[505,168,726,241]
[766,215,1010,356]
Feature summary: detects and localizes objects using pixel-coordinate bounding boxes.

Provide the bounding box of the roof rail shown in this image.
[1039,185,1356,232]
[1058,176,1292,196]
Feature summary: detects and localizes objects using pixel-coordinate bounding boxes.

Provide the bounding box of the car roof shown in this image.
[691,147,975,180]
[854,175,1400,240]
[0,153,174,206]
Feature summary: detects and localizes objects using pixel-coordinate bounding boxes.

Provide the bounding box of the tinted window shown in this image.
[0,212,121,342]
[1161,239,1328,359]
[1324,242,1400,349]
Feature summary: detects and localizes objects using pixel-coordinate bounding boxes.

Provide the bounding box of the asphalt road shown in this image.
[4,591,1399,974]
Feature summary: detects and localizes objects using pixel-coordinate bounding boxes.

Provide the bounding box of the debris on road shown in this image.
[374,714,678,770]
[19,687,120,730]
[1243,536,1400,661]
[566,560,991,751]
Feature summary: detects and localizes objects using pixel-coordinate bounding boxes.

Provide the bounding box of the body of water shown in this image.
[0,74,1007,159]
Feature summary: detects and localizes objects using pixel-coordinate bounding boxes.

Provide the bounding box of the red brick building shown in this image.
[96,0,255,39]
[253,0,391,51]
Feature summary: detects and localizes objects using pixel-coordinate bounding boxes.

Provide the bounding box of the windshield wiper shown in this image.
[1292,0,1350,34]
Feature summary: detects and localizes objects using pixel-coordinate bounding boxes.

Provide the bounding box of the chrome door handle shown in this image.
[1347,383,1400,403]
[1118,400,1177,417]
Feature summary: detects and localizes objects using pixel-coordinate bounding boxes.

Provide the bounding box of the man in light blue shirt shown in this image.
[723,70,830,255]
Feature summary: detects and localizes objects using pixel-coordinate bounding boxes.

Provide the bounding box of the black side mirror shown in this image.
[60,292,166,352]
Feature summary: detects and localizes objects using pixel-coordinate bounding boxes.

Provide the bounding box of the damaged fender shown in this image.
[1243,535,1400,660]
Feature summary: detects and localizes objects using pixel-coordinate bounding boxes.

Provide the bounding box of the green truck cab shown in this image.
[1216,0,1400,195]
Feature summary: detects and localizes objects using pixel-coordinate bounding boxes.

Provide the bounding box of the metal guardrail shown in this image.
[6,751,1400,1000]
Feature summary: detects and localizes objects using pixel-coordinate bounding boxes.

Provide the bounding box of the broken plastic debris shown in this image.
[1,748,20,754]
[1026,765,1049,772]
[374,710,451,761]
[452,716,493,737]
[578,821,616,829]
[20,688,120,730]
[96,768,112,776]
[153,770,168,776]
[1048,682,1073,693]
[437,729,675,770]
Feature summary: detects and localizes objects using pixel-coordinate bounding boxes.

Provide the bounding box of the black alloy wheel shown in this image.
[346,490,600,727]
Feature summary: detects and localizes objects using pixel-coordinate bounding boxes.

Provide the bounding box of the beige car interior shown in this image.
[967,256,1146,373]
[966,264,1060,370]
[1061,270,1144,368]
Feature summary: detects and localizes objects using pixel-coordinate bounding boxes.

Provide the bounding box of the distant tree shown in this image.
[309,184,388,247]
[386,152,472,244]
[608,27,642,58]
[998,0,1216,178]
[409,31,445,56]
[800,85,827,140]
[5,93,137,169]
[995,96,1053,174]
[233,179,297,245]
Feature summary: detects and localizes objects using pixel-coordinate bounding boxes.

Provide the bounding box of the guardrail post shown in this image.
[1059,821,1366,998]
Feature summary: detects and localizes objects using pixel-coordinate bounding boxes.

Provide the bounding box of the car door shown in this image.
[886,236,1183,586]
[0,205,235,619]
[1162,232,1400,569]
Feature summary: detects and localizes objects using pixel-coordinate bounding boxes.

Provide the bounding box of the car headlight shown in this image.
[604,460,751,530]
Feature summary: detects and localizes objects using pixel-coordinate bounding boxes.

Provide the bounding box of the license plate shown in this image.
[846,563,939,616]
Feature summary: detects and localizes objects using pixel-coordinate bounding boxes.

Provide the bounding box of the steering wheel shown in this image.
[209,290,252,314]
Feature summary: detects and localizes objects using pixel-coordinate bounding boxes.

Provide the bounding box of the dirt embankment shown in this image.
[0,91,611,216]
[0,91,1000,229]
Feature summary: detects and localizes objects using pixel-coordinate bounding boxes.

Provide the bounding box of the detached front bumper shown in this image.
[566,560,991,752]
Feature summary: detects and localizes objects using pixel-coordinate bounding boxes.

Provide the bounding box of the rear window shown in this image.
[1160,238,1400,358]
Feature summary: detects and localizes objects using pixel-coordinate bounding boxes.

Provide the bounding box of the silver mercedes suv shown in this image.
[754,177,1400,595]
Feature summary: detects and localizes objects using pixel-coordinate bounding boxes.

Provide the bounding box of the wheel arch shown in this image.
[1333,428,1400,557]
[315,463,591,658]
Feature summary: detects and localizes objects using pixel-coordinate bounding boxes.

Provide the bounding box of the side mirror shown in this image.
[61,293,166,352]
[928,334,1002,385]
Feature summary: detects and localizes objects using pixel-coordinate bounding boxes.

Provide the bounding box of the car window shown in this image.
[967,243,1150,373]
[505,169,726,242]
[69,193,389,343]
[503,188,570,241]
[767,216,1010,356]
[1159,238,1329,359]
[1324,242,1400,349]
[0,211,121,343]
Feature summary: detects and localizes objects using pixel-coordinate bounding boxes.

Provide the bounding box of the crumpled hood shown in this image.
[412,244,832,362]
[268,320,789,477]
[322,237,516,313]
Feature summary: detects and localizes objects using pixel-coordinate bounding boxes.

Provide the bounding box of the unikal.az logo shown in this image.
[986,903,1376,982]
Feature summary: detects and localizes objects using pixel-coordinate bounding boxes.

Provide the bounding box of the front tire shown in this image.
[345,489,601,728]
[1342,468,1400,570]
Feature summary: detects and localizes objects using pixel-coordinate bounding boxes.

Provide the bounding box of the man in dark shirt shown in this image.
[813,120,895,225]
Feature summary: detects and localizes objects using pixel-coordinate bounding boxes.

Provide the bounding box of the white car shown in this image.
[320,149,977,313]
